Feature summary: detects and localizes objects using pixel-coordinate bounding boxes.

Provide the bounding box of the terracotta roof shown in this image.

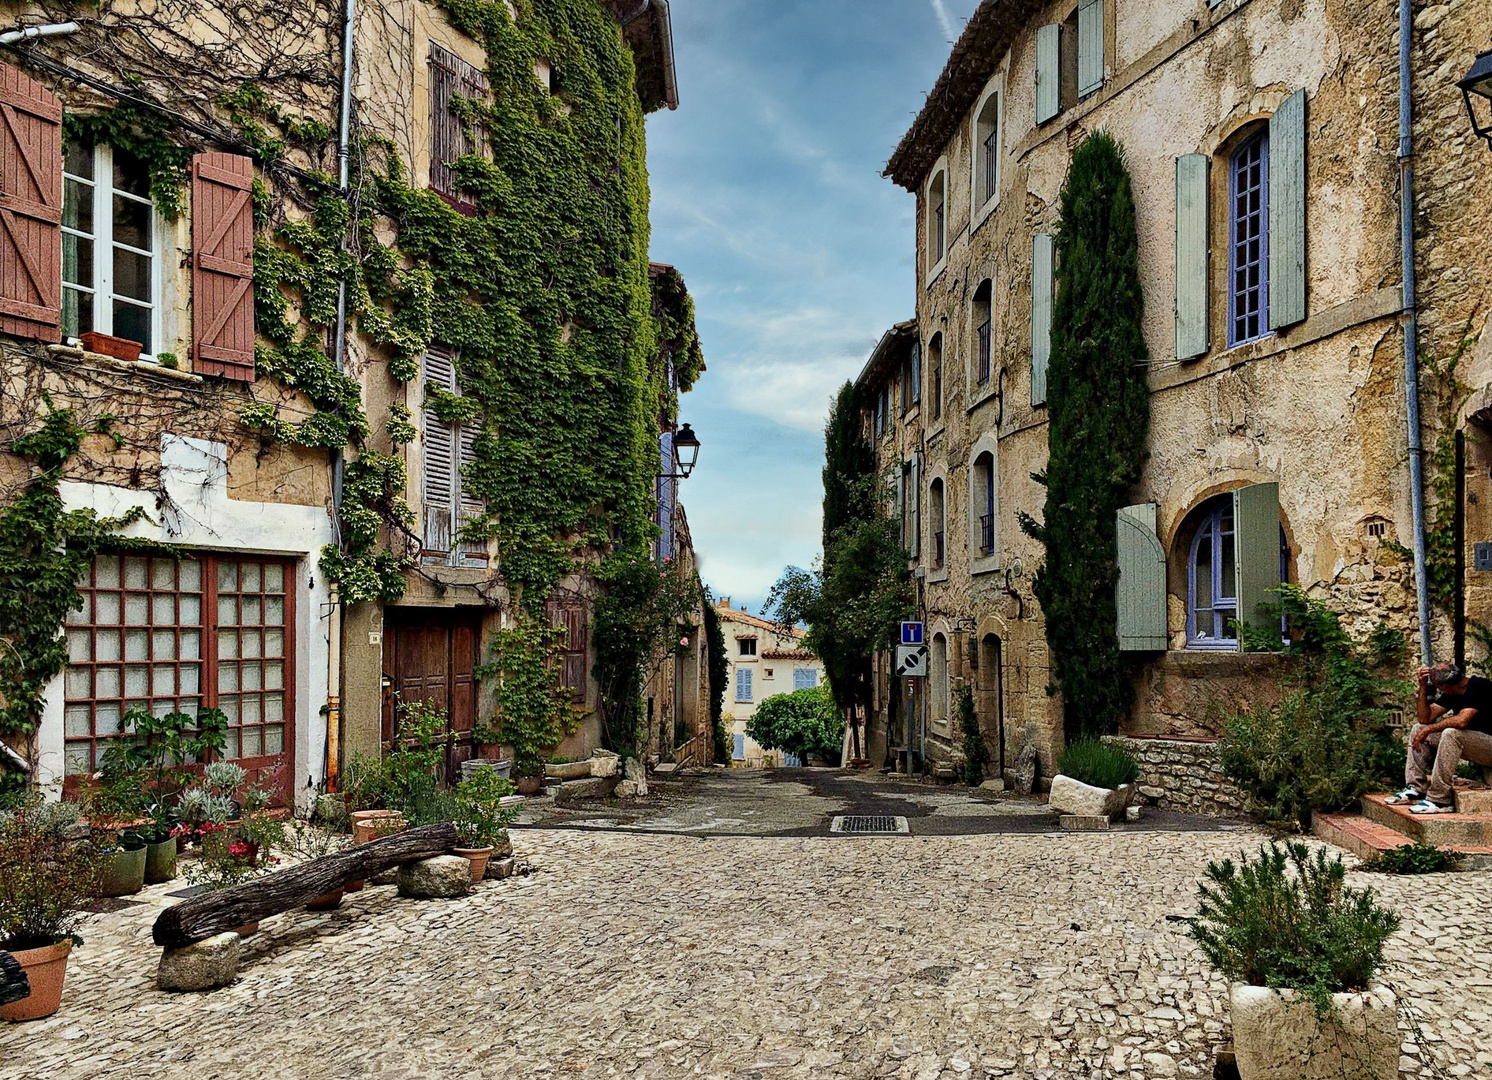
[714,602,805,639]
[609,0,679,112]
[883,0,1045,190]
[854,319,918,391]
[762,650,815,661]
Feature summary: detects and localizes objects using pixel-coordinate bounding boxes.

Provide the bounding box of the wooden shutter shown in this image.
[908,456,920,558]
[191,153,255,380]
[1174,153,1210,361]
[1233,482,1282,642]
[457,422,486,566]
[1269,90,1306,330]
[563,605,586,705]
[1035,24,1061,124]
[0,63,62,342]
[1077,0,1104,98]
[1031,233,1053,406]
[1116,503,1167,651]
[422,347,456,561]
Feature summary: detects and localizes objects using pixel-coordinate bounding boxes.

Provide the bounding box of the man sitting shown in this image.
[1389,662,1492,814]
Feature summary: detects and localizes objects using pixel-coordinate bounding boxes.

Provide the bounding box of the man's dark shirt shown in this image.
[1434,674,1492,735]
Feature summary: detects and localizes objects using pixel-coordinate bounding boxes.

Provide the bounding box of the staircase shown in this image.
[1314,788,1492,869]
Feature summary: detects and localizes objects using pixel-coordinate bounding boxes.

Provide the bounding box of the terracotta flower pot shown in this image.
[453,846,494,883]
[343,879,365,893]
[78,331,143,362]
[98,846,146,897]
[144,838,177,885]
[0,940,72,1022]
[350,810,407,846]
[305,887,345,911]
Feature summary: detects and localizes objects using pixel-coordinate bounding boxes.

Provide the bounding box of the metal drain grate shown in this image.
[830,815,909,835]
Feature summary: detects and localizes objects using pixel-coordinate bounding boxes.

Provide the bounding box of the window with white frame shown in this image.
[62,136,159,354]
[793,668,817,690]
[737,636,757,657]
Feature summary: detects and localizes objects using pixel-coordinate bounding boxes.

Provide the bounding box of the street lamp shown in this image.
[671,423,700,479]
[1458,45,1492,153]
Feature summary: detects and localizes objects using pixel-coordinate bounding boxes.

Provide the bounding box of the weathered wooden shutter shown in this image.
[908,456,920,558]
[191,153,255,380]
[457,422,486,566]
[1116,503,1167,651]
[1077,0,1104,98]
[1269,90,1306,330]
[0,63,62,343]
[422,347,456,561]
[548,601,587,705]
[1031,233,1053,406]
[1233,482,1282,642]
[1174,153,1210,361]
[1035,24,1061,124]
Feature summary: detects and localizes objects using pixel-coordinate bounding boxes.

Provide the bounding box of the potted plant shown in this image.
[1189,841,1401,1080]
[451,767,519,882]
[283,820,352,910]
[96,829,148,897]
[183,827,276,936]
[465,724,513,780]
[172,787,234,851]
[1047,739,1138,820]
[0,800,102,1021]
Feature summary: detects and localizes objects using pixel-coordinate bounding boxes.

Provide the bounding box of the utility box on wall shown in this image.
[1475,542,1492,572]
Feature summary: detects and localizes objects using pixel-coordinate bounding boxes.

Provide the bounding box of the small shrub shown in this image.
[956,686,989,786]
[1189,841,1399,1017]
[1363,841,1462,875]
[452,767,518,849]
[1057,739,1138,790]
[0,799,102,950]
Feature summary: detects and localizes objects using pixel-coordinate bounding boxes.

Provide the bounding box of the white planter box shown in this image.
[1048,774,1131,819]
[1230,983,1398,1080]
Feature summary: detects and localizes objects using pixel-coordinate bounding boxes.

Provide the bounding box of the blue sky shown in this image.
[646,0,981,614]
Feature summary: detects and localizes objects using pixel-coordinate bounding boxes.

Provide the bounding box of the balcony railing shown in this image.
[979,514,995,556]
[933,530,945,569]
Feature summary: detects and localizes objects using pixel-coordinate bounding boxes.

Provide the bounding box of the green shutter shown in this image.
[1233,482,1282,644]
[1117,503,1167,651]
[1031,233,1053,407]
[1077,0,1103,98]
[1174,153,1209,360]
[1269,90,1306,330]
[1035,24,1060,124]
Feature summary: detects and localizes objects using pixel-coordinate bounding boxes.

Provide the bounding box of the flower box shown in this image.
[78,331,144,362]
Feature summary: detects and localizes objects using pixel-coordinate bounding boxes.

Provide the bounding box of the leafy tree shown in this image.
[747,686,844,764]
[702,593,731,764]
[1018,131,1150,743]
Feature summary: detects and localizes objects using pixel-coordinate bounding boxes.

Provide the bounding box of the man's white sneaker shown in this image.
[1386,788,1424,805]
[1409,799,1456,815]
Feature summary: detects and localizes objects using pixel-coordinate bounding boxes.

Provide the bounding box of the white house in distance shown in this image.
[714,598,826,768]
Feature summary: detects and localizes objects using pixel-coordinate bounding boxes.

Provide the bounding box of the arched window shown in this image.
[975,92,1000,209]
[929,333,943,420]
[930,633,950,721]
[973,279,993,385]
[1229,130,1269,346]
[974,452,996,556]
[928,170,947,267]
[930,478,946,569]
[1187,497,1237,648]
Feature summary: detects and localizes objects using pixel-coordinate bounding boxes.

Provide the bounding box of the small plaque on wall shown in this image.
[1475,543,1492,572]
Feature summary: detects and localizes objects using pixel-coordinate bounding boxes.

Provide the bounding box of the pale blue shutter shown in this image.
[1174,154,1210,361]
[1077,0,1103,98]
[1269,90,1306,330]
[1116,503,1167,651]
[909,456,920,558]
[794,668,817,690]
[1233,483,1282,644]
[1035,24,1060,124]
[732,733,745,760]
[736,668,752,702]
[1031,234,1053,406]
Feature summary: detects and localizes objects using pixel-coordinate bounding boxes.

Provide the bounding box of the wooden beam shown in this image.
[152,823,458,949]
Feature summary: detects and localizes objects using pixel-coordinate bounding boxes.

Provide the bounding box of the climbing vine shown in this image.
[63,104,193,219]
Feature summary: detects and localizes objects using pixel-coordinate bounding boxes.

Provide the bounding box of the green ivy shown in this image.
[63,105,192,219]
[476,622,583,777]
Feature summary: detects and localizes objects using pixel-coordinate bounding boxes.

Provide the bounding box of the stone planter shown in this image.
[1047,775,1132,820]
[515,775,542,796]
[453,846,494,883]
[1229,983,1398,1080]
[143,837,177,884]
[0,939,71,1022]
[98,845,147,897]
[461,757,512,782]
[305,887,345,911]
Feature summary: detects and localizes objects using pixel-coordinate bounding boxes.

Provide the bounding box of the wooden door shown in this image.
[382,608,481,781]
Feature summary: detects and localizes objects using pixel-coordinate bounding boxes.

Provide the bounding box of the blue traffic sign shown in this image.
[900,621,924,646]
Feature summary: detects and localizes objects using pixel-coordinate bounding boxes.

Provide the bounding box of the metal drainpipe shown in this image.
[325,0,356,790]
[1399,0,1432,665]
[0,22,78,45]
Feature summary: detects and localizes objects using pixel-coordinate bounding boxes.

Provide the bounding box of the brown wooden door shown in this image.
[382,608,481,781]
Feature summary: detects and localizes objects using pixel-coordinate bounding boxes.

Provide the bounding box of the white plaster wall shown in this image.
[38,435,335,807]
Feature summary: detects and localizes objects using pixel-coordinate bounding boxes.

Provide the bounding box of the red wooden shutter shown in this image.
[191,152,254,380]
[0,63,62,342]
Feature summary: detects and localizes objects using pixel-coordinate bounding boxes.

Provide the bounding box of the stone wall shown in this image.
[1103,735,1249,819]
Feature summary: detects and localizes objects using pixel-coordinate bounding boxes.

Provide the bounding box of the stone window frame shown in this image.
[925,154,951,285]
[967,432,1001,576]
[970,74,1005,234]
[1227,129,1270,347]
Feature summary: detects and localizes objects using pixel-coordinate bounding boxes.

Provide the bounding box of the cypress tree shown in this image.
[1019,131,1150,743]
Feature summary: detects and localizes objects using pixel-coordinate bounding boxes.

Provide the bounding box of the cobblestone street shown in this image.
[4,799,1490,1080]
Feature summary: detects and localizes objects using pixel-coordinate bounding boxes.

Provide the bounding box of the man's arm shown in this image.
[1417,667,1447,727]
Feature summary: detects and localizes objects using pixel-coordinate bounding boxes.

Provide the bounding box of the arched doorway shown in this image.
[978,633,1004,779]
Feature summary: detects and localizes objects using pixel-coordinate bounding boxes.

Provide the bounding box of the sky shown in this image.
[645,0,983,615]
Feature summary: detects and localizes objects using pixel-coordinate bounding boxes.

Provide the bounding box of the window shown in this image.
[422,347,486,567]
[975,452,996,556]
[928,170,947,268]
[735,668,753,702]
[1229,131,1269,346]
[62,137,158,354]
[737,636,757,657]
[793,668,818,690]
[930,478,946,570]
[1188,499,1237,648]
[929,333,943,420]
[63,553,292,775]
[900,360,909,415]
[428,43,490,211]
[733,732,746,760]
[974,280,993,385]
[909,342,921,407]
[764,668,774,679]
[975,91,1000,209]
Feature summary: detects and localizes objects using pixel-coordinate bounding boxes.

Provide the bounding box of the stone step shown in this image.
[1360,793,1492,848]
[1312,813,1413,861]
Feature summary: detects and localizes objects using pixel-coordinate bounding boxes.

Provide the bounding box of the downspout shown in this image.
[325,0,357,790]
[1399,0,1432,665]
[0,22,78,45]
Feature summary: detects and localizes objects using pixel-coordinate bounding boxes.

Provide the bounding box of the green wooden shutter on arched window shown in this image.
[1174,153,1210,360]
[1233,483,1282,642]
[1116,503,1167,651]
[1035,24,1060,124]
[1269,90,1307,330]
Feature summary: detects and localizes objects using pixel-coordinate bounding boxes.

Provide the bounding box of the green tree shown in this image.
[702,594,731,765]
[746,686,844,764]
[1019,131,1150,743]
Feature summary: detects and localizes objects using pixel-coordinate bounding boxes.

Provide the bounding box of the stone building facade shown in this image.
[860,0,1492,797]
[0,0,713,805]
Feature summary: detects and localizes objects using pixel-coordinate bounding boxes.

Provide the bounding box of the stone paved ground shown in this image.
[4,817,1490,1080]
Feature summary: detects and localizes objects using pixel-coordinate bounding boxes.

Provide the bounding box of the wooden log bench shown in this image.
[152,822,458,949]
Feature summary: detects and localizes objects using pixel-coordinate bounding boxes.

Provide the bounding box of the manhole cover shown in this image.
[830,815,909,835]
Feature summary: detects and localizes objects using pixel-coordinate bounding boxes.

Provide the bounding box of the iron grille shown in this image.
[831,815,909,835]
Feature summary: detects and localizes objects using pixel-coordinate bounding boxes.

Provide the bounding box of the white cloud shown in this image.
[929,0,956,41]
